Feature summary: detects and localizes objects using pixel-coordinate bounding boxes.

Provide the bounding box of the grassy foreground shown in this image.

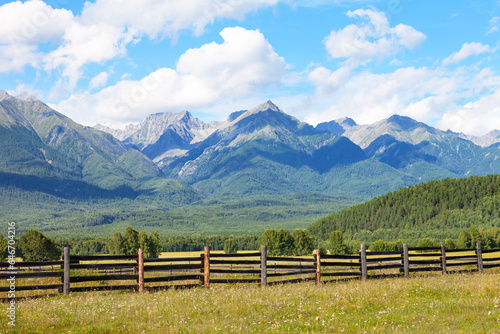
[2,272,499,333]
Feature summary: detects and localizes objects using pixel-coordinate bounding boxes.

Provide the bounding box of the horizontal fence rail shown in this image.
[1,242,499,301]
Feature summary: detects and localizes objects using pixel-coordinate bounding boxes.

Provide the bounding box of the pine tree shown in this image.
[123,226,139,255]
[329,230,349,255]
[292,229,314,256]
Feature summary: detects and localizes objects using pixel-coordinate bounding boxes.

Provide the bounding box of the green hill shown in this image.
[308,175,500,244]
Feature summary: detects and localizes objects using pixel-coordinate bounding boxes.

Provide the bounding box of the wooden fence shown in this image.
[1,242,499,300]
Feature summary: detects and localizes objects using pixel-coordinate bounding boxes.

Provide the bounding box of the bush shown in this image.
[416,237,439,251]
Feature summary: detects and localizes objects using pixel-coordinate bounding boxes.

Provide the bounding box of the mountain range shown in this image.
[2,90,500,236]
[0,90,196,202]
[94,99,500,198]
[3,90,500,200]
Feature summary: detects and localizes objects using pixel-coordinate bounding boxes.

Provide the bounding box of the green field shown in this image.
[2,272,499,333]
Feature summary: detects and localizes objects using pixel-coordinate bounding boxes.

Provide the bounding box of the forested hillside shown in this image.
[309,175,500,244]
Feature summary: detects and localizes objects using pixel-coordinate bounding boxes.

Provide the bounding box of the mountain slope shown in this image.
[309,175,500,244]
[0,91,183,196]
[166,101,366,196]
[95,110,223,169]
[318,114,498,180]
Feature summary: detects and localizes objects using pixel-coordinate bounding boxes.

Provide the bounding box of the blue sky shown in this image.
[0,0,499,136]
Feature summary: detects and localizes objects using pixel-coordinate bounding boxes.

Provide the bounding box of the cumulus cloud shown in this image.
[442,42,493,66]
[439,88,500,136]
[0,0,279,86]
[0,44,39,73]
[324,8,426,65]
[54,27,286,126]
[302,9,500,135]
[44,22,130,90]
[0,0,73,73]
[0,0,73,44]
[304,64,472,127]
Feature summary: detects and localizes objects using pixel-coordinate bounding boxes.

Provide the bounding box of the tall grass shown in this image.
[1,271,499,333]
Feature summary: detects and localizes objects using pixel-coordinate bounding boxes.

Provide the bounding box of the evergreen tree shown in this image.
[149,231,162,258]
[369,239,386,252]
[261,229,280,256]
[444,238,456,250]
[261,229,295,256]
[108,232,125,255]
[138,231,150,257]
[457,230,472,249]
[417,238,439,248]
[277,229,295,256]
[469,225,481,247]
[329,230,349,255]
[292,229,314,256]
[123,226,139,255]
[18,230,61,261]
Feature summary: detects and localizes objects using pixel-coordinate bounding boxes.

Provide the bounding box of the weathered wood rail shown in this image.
[1,242,499,301]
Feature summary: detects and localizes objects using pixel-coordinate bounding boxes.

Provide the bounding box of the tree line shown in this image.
[325,225,500,255]
[308,175,500,246]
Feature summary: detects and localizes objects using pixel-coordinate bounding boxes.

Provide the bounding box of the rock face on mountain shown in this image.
[95,110,225,168]
[459,130,500,148]
[163,101,366,196]
[316,117,356,136]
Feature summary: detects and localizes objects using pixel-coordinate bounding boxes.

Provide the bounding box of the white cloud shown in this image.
[89,72,109,90]
[439,88,500,136]
[442,42,493,66]
[307,65,353,95]
[488,16,500,34]
[324,8,426,65]
[0,0,73,72]
[0,0,279,86]
[53,27,286,126]
[0,44,39,73]
[79,0,279,39]
[0,0,73,44]
[44,22,130,90]
[304,65,465,127]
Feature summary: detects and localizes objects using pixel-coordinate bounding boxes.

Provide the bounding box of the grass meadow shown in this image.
[0,271,499,333]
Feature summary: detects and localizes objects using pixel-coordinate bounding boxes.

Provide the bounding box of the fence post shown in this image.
[360,244,367,280]
[440,242,447,275]
[476,242,483,274]
[138,248,144,293]
[63,247,70,295]
[203,246,210,289]
[261,245,267,287]
[315,249,321,284]
[403,244,409,278]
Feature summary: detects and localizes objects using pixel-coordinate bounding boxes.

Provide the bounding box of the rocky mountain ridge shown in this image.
[3,90,500,200]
